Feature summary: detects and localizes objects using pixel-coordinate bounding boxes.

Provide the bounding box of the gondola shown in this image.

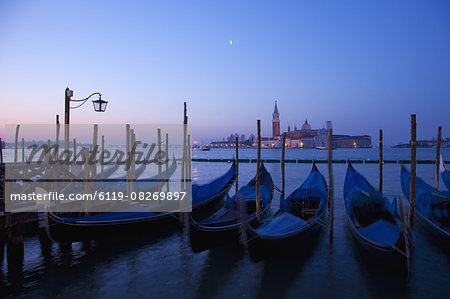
[189,163,274,253]
[401,166,450,244]
[190,161,237,217]
[344,163,413,264]
[244,162,328,261]
[47,161,236,242]
[441,157,450,191]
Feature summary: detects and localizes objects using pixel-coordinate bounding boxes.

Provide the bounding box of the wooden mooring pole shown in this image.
[281,133,286,196]
[130,130,136,194]
[101,135,105,179]
[44,140,51,191]
[187,134,191,194]
[235,136,239,194]
[328,128,334,243]
[379,129,383,193]
[126,124,130,197]
[21,138,25,162]
[0,137,3,163]
[39,115,53,245]
[56,114,60,187]
[83,147,90,215]
[92,124,98,191]
[158,128,162,193]
[22,138,26,190]
[166,133,170,192]
[55,115,60,157]
[0,226,5,265]
[256,120,261,223]
[73,138,77,162]
[180,102,188,224]
[54,119,61,195]
[409,114,416,228]
[7,224,24,269]
[436,126,442,190]
[14,124,20,163]
[399,195,411,273]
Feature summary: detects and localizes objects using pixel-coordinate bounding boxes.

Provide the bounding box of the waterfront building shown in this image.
[209,101,373,149]
[269,101,372,148]
[272,101,280,137]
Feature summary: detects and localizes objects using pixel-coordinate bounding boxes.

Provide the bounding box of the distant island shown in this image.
[204,101,372,149]
[394,137,450,148]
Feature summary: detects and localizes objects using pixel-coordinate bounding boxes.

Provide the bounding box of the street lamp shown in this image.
[65,87,108,124]
[93,98,108,112]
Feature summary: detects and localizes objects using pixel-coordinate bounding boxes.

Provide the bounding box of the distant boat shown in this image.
[315,146,335,150]
[440,155,450,191]
[189,163,274,253]
[200,145,210,151]
[401,166,450,245]
[344,163,413,265]
[244,162,328,262]
[393,143,434,148]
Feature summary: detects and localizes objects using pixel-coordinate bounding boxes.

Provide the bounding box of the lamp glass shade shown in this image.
[93,98,108,112]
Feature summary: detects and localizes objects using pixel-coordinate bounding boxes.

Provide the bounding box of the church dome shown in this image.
[301,119,311,131]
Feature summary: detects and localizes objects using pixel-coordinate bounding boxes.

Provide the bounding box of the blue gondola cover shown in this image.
[256,212,308,236]
[358,219,401,246]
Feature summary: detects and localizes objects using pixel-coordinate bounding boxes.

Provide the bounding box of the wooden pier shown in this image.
[190,158,449,164]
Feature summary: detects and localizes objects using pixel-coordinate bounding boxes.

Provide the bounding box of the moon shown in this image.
[229,40,232,45]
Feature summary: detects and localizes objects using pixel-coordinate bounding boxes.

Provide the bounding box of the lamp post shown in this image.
[64,87,108,124]
[63,87,108,165]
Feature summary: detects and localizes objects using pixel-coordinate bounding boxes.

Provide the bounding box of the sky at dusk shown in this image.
[1,0,449,145]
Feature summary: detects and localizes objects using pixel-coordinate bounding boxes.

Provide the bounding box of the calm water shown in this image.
[1,148,450,298]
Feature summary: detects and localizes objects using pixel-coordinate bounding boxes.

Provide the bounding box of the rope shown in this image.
[168,212,181,220]
[273,185,283,194]
[316,218,330,229]
[392,244,409,258]
[260,216,274,224]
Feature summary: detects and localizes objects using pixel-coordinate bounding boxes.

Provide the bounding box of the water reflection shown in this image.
[194,243,245,299]
[256,231,322,299]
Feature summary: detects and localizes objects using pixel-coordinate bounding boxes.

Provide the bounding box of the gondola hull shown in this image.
[344,163,414,266]
[413,205,450,245]
[47,211,176,243]
[189,205,272,253]
[244,163,328,262]
[441,158,450,191]
[48,185,231,243]
[443,168,450,191]
[345,214,412,264]
[401,166,450,245]
[189,163,274,253]
[246,209,327,262]
[47,162,236,243]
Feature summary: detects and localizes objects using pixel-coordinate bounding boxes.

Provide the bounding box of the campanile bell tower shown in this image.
[272,100,280,138]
